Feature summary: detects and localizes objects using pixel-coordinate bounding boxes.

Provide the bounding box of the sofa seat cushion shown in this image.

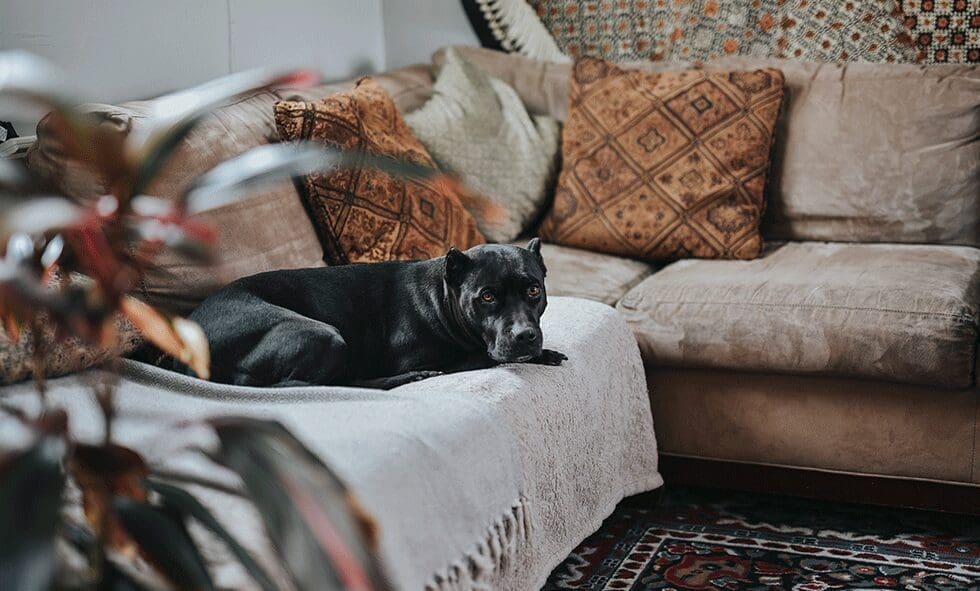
[616,242,980,388]
[518,241,655,306]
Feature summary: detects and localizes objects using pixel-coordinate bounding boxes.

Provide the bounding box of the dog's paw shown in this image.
[406,370,443,382]
[531,349,568,366]
[387,370,444,387]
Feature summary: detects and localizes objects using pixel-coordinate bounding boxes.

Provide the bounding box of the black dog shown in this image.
[186,239,566,389]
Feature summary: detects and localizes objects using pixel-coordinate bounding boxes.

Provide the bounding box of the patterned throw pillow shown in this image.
[274,78,484,264]
[540,57,785,261]
[0,313,143,385]
[405,47,562,243]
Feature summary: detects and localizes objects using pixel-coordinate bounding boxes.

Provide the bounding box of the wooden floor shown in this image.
[657,454,980,515]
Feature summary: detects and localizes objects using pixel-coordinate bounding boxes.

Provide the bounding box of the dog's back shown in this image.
[185,260,438,385]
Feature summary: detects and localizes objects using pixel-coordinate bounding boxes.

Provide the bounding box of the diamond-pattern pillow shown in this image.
[540,57,785,261]
[274,78,484,265]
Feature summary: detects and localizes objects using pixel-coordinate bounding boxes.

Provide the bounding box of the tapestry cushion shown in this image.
[437,46,979,248]
[405,48,561,243]
[510,241,655,306]
[902,0,980,64]
[539,57,785,261]
[616,241,980,388]
[274,78,485,264]
[521,0,921,64]
[472,0,978,64]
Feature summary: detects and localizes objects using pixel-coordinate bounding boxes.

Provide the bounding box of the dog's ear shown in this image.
[526,238,546,276]
[445,247,471,285]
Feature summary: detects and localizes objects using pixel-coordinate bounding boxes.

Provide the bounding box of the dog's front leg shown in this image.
[349,370,444,390]
[527,349,568,366]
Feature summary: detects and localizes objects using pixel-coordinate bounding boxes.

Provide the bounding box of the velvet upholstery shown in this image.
[514,242,656,306]
[616,241,980,388]
[648,367,980,484]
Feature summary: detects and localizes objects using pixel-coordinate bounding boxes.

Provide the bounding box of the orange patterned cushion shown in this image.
[275,78,484,264]
[540,57,785,261]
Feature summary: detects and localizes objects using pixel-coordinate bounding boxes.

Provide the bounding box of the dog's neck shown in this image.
[440,280,485,351]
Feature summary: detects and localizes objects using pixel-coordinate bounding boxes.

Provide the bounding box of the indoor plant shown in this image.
[0,51,456,591]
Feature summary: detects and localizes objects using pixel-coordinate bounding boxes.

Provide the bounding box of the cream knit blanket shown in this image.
[0,297,661,590]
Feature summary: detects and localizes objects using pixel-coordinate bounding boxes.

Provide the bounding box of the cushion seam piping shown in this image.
[631,299,977,323]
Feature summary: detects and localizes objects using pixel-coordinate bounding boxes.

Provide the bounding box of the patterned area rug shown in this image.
[544,487,980,590]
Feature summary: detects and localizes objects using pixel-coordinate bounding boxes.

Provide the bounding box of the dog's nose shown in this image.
[513,327,538,343]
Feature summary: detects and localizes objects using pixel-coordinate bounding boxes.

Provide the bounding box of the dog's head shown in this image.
[444,239,548,362]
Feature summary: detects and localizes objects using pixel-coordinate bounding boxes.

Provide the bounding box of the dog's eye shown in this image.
[527,285,541,298]
[480,290,496,303]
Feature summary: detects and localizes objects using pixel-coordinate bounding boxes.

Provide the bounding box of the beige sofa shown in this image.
[27,46,980,510]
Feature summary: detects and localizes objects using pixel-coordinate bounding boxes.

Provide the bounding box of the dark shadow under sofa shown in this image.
[26,44,980,520]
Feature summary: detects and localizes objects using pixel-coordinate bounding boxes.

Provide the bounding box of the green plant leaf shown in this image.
[0,420,68,591]
[210,418,387,591]
[145,478,279,591]
[127,68,317,198]
[181,142,441,214]
[111,496,215,591]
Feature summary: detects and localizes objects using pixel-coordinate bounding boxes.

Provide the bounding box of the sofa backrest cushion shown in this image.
[25,65,436,315]
[540,56,785,261]
[275,77,485,264]
[405,47,562,243]
[436,47,979,248]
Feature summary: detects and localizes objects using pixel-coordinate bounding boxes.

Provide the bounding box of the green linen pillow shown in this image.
[406,47,561,243]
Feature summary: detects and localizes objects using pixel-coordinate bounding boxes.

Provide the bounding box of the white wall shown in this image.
[228,0,384,78]
[0,0,479,133]
[0,0,387,131]
[382,0,478,69]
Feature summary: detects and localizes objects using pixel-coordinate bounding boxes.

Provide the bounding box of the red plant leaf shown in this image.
[119,296,210,379]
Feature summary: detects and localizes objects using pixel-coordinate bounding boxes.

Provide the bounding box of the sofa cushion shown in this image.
[24,65,436,315]
[405,48,561,243]
[138,190,327,315]
[539,56,785,261]
[616,241,980,388]
[274,78,484,264]
[520,242,655,306]
[435,47,980,248]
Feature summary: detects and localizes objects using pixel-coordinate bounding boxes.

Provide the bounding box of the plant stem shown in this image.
[29,316,47,413]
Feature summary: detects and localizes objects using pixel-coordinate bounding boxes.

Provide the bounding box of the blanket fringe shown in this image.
[472,0,570,62]
[426,497,533,591]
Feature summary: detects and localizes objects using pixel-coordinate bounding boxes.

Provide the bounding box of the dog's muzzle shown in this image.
[489,324,542,362]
